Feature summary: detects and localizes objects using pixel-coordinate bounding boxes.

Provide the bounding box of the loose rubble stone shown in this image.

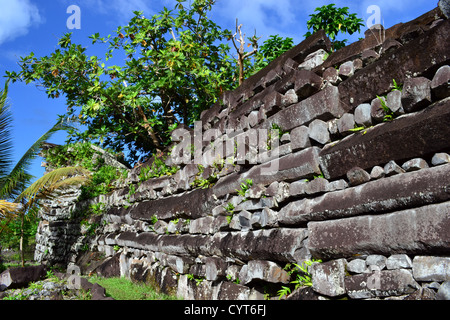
[323,67,340,85]
[338,61,354,79]
[370,96,387,122]
[401,77,432,112]
[308,119,331,145]
[354,103,372,127]
[311,259,346,297]
[298,49,327,71]
[386,254,413,270]
[347,259,367,274]
[304,178,330,195]
[294,70,323,99]
[289,179,308,196]
[412,256,450,282]
[346,167,371,186]
[345,269,420,299]
[366,255,387,270]
[370,166,385,179]
[401,158,429,172]
[290,126,311,151]
[386,90,404,115]
[239,260,290,285]
[436,281,450,300]
[384,160,405,176]
[431,152,450,165]
[430,65,450,100]
[337,113,355,135]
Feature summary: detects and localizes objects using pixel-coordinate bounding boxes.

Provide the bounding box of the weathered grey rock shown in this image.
[304,178,330,195]
[0,265,46,291]
[281,89,299,107]
[439,0,450,19]
[436,281,450,300]
[247,110,259,127]
[384,160,405,176]
[346,167,371,186]
[323,67,340,85]
[412,256,450,282]
[366,255,387,270]
[264,85,344,133]
[337,113,355,136]
[289,179,308,196]
[308,119,330,145]
[238,210,252,231]
[189,216,216,234]
[327,119,339,135]
[347,259,367,274]
[370,166,385,179]
[401,77,432,112]
[431,152,450,165]
[386,90,404,115]
[290,126,311,151]
[370,96,387,122]
[360,49,379,65]
[338,61,354,79]
[239,260,290,285]
[401,158,429,172]
[327,179,348,192]
[294,70,323,99]
[214,281,250,300]
[386,254,413,270]
[345,269,419,299]
[431,65,450,100]
[204,257,227,281]
[354,103,372,127]
[311,259,346,297]
[308,201,450,260]
[298,49,327,71]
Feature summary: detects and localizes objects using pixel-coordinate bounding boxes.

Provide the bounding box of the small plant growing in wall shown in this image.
[236,179,253,198]
[277,259,322,299]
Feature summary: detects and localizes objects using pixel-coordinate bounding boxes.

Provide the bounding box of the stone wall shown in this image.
[34,4,450,300]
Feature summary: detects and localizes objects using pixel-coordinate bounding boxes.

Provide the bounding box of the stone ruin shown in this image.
[32,3,449,300]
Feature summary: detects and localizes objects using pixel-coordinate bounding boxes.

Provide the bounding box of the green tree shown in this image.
[0,80,82,266]
[6,0,237,164]
[253,35,294,72]
[304,4,364,51]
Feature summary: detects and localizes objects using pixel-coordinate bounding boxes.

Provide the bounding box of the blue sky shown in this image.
[0,0,438,182]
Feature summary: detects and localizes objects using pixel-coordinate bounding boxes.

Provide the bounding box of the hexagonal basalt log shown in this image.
[130,188,215,221]
[279,164,450,226]
[307,201,450,260]
[319,97,450,180]
[338,19,450,111]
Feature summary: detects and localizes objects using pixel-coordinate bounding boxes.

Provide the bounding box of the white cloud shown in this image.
[0,0,42,45]
[214,0,300,40]
[70,0,161,24]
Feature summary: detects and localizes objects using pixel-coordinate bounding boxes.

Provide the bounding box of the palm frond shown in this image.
[0,80,14,179]
[0,115,78,199]
[0,199,19,220]
[16,166,91,203]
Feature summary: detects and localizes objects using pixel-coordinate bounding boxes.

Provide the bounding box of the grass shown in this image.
[87,275,181,300]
